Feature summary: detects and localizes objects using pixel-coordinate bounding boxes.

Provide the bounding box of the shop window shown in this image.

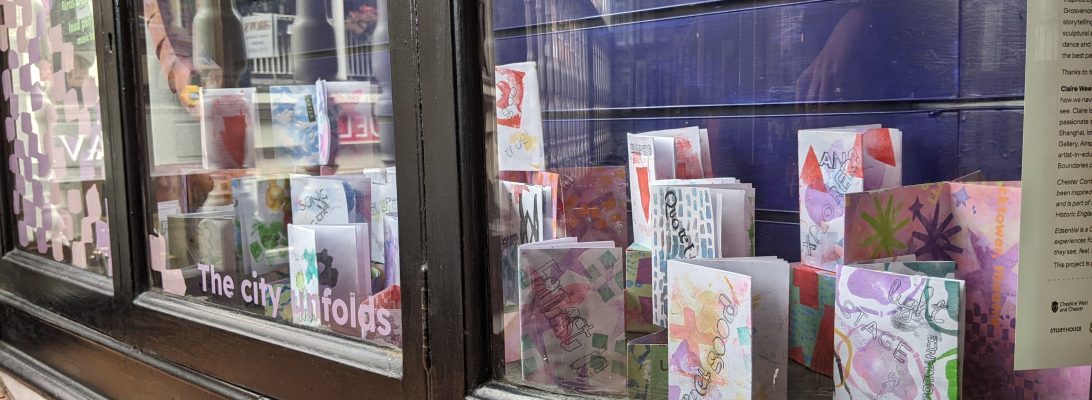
[1,0,112,275]
[136,0,403,350]
[478,0,1092,398]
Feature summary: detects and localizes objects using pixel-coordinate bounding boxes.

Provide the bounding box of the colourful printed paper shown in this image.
[200,87,257,169]
[624,244,658,333]
[627,128,710,247]
[324,80,380,145]
[799,126,902,269]
[288,224,373,336]
[384,214,400,288]
[666,260,753,400]
[627,330,668,400]
[556,166,629,247]
[364,167,397,263]
[844,181,1091,397]
[270,84,332,166]
[495,62,546,171]
[833,266,964,400]
[233,175,294,276]
[288,224,321,326]
[290,176,363,226]
[517,240,626,395]
[650,186,715,327]
[789,262,836,377]
[360,284,402,349]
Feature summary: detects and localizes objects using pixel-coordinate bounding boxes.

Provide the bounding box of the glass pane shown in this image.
[482,0,1092,399]
[137,0,402,350]
[1,0,112,275]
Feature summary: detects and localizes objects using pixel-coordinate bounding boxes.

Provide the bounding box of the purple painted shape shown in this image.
[19,112,30,133]
[18,65,30,91]
[1,69,10,98]
[35,227,47,253]
[4,117,13,141]
[16,221,27,247]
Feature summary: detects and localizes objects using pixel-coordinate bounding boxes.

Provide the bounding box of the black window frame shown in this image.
[0,0,486,398]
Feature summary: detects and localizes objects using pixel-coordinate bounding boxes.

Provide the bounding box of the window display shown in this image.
[482,0,1091,398]
[136,0,402,350]
[2,0,112,274]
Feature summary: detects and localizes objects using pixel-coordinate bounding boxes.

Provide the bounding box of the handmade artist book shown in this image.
[287,223,372,334]
[666,257,790,400]
[495,62,546,171]
[833,265,965,400]
[270,84,332,166]
[290,175,369,226]
[649,178,755,327]
[363,167,398,263]
[516,238,626,396]
[627,127,714,247]
[232,175,296,276]
[798,125,902,269]
[199,87,258,170]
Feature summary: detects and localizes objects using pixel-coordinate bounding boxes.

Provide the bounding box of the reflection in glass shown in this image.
[2,0,112,274]
[139,0,401,349]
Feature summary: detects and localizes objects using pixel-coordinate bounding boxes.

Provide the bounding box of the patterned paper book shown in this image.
[789,262,837,376]
[270,84,332,166]
[324,80,381,145]
[627,330,668,400]
[364,167,397,263]
[290,176,364,226]
[384,214,400,288]
[834,266,964,400]
[798,126,902,269]
[624,244,657,333]
[288,224,372,335]
[556,166,629,247]
[627,128,709,247]
[360,284,402,349]
[844,181,1091,397]
[165,210,236,273]
[233,175,295,276]
[495,62,546,171]
[499,171,561,239]
[650,185,716,327]
[517,240,626,395]
[199,87,257,170]
[666,260,753,400]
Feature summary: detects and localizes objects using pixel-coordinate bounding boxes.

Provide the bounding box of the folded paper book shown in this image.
[270,84,332,167]
[798,125,902,269]
[627,127,714,247]
[517,238,626,396]
[833,265,964,400]
[667,258,790,400]
[495,62,546,171]
[199,87,258,170]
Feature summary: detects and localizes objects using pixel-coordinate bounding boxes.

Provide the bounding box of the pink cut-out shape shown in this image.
[67,189,83,213]
[0,28,8,51]
[16,221,27,246]
[95,220,110,257]
[35,226,47,254]
[26,37,38,63]
[2,69,10,98]
[52,232,64,262]
[60,212,73,243]
[149,235,187,295]
[30,90,41,111]
[82,78,98,106]
[19,112,31,133]
[8,93,18,116]
[72,243,87,268]
[5,117,13,141]
[10,193,19,214]
[19,65,31,92]
[61,43,74,72]
[80,185,102,247]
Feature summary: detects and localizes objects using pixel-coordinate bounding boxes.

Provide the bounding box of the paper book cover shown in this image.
[384,214,400,288]
[799,126,901,269]
[628,134,674,247]
[499,171,561,239]
[262,278,292,321]
[270,84,331,166]
[299,224,372,336]
[360,284,402,349]
[627,330,668,400]
[624,244,657,333]
[290,176,360,226]
[666,260,752,400]
[844,181,1090,397]
[495,62,546,171]
[556,166,629,247]
[324,80,381,145]
[499,180,548,307]
[233,175,294,276]
[364,167,397,263]
[288,225,321,326]
[650,185,716,327]
[789,262,836,377]
[517,245,626,395]
[833,266,964,400]
[200,88,257,170]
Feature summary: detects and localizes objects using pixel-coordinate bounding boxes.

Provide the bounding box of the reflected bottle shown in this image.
[291,0,338,82]
[192,0,248,88]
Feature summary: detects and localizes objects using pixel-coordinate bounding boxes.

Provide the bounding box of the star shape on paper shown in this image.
[909,197,924,216]
[953,187,970,208]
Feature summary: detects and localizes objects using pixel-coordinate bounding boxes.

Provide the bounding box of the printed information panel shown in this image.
[1017,0,1092,370]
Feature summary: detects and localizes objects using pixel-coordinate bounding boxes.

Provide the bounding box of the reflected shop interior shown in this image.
[141,0,403,348]
[482,0,1092,399]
